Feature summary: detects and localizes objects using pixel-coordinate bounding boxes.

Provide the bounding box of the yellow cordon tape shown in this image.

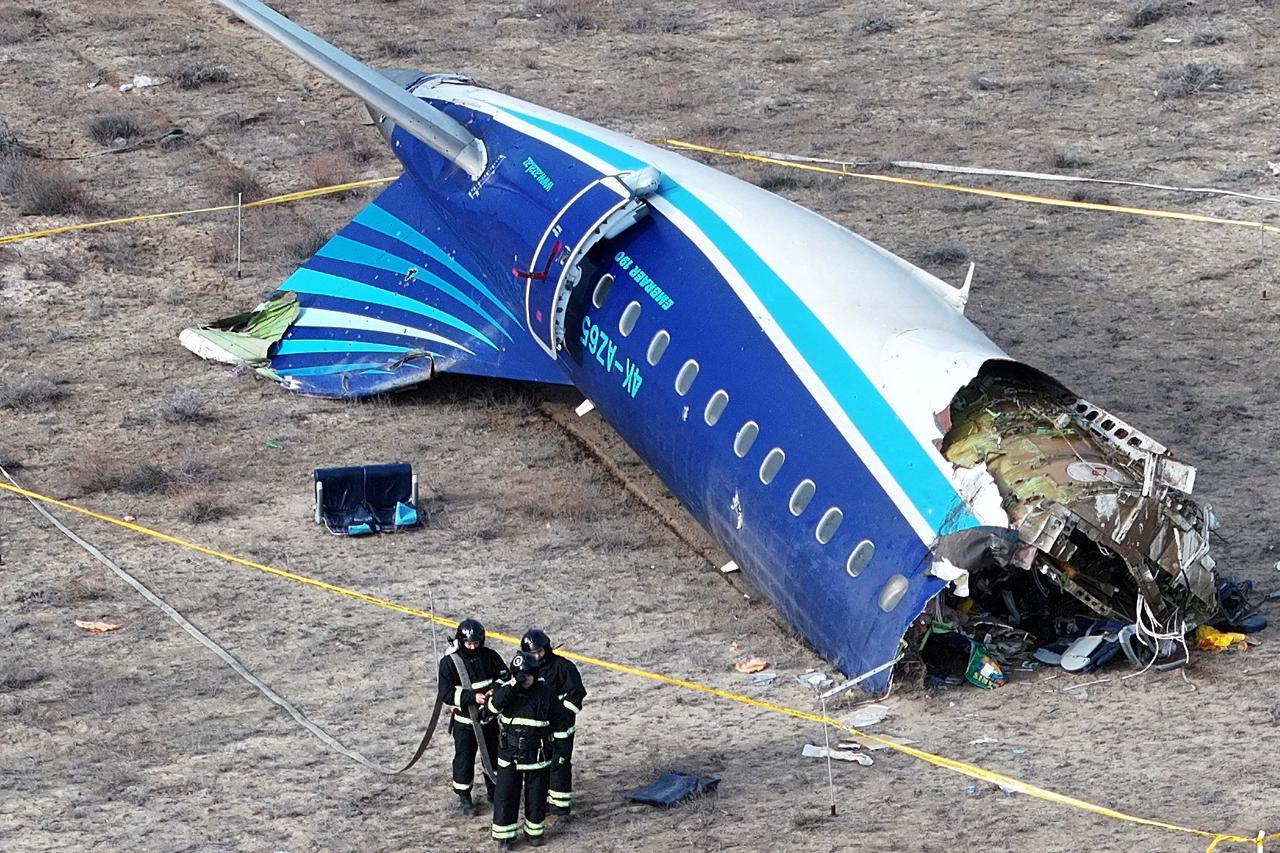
[0,176,396,246]
[4,141,1279,248]
[0,482,1272,851]
[659,139,1280,236]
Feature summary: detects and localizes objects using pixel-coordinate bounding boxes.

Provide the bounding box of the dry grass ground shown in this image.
[3,1,1280,851]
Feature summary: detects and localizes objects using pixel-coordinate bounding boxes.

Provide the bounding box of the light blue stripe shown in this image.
[278,362,416,377]
[505,108,974,535]
[282,268,499,351]
[275,340,420,356]
[317,236,512,341]
[354,204,520,325]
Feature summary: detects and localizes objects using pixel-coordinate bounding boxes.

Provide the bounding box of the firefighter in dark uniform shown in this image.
[520,628,586,818]
[488,652,571,850]
[438,618,507,816]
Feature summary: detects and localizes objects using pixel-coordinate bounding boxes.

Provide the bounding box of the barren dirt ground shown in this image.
[3,1,1280,851]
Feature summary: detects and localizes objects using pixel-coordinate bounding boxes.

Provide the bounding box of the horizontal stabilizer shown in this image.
[182,176,571,397]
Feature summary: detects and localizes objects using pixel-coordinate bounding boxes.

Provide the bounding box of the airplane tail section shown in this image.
[182,175,571,398]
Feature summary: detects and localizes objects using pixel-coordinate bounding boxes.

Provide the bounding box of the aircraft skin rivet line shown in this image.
[0,480,1271,852]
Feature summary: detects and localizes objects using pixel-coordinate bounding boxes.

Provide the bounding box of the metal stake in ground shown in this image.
[816,688,837,816]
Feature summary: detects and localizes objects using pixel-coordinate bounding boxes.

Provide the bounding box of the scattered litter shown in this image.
[265,439,283,449]
[999,783,1021,794]
[750,671,779,686]
[1162,37,1182,43]
[625,772,720,807]
[122,515,137,523]
[965,785,979,796]
[969,735,999,746]
[1195,624,1247,652]
[1068,687,1088,700]
[87,77,102,89]
[840,704,891,728]
[75,620,121,633]
[133,74,160,89]
[966,644,1006,689]
[796,670,834,690]
[734,658,769,674]
[1011,748,1026,755]
[802,744,873,766]
[1269,162,1280,178]
[719,560,740,574]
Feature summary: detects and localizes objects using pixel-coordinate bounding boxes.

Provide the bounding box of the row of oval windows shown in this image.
[592,274,907,612]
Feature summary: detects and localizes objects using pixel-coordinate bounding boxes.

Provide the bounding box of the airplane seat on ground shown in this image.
[314,463,419,535]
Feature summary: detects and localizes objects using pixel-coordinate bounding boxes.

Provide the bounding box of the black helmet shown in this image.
[521,628,550,654]
[456,619,486,646]
[510,653,539,676]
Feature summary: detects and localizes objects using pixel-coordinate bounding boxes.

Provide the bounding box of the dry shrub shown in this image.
[0,154,93,216]
[172,62,231,90]
[88,113,144,147]
[175,491,230,524]
[378,39,417,59]
[0,376,66,410]
[213,166,265,202]
[120,462,175,495]
[919,243,969,265]
[43,255,82,285]
[68,452,216,496]
[1192,27,1226,46]
[160,389,212,424]
[303,153,354,191]
[335,125,382,165]
[1128,0,1172,28]
[1158,62,1229,98]
[544,0,604,33]
[68,451,125,495]
[1050,149,1091,169]
[1096,22,1133,43]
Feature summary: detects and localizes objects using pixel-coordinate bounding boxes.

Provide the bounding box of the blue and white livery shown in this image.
[194,1,1222,691]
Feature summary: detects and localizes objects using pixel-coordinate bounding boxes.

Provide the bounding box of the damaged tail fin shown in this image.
[182,175,571,397]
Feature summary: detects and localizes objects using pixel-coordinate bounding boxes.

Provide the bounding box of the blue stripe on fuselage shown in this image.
[501,106,974,537]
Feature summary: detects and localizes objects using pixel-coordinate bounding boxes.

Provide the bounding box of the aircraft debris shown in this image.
[74,620,121,632]
[195,0,1239,693]
[802,743,873,766]
[734,658,769,674]
[797,671,834,691]
[1194,624,1247,652]
[625,772,720,807]
[840,704,891,728]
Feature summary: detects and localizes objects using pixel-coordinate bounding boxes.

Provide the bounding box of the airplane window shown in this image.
[704,390,729,426]
[619,301,642,336]
[878,574,909,612]
[789,479,816,516]
[846,540,874,577]
[675,359,699,395]
[759,448,785,484]
[592,273,614,308]
[647,330,670,365]
[815,507,843,544]
[734,421,759,457]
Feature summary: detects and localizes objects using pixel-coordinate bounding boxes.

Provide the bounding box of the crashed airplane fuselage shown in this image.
[195,0,1221,690]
